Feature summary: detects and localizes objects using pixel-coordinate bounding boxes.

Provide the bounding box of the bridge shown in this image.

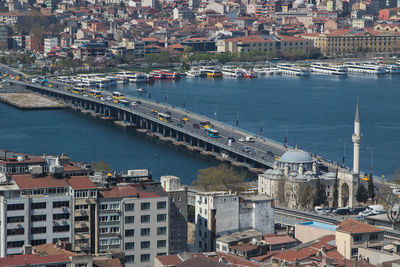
[4,77,292,173]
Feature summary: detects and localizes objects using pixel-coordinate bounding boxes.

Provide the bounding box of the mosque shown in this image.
[258,100,362,209]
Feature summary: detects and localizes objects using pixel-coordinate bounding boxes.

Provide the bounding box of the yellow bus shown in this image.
[72,88,85,95]
[112,92,124,103]
[89,90,102,98]
[158,112,171,123]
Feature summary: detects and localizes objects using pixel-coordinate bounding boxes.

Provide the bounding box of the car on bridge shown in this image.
[228,137,236,142]
[267,151,274,157]
[193,123,199,129]
[243,146,250,153]
[151,109,158,115]
[181,116,189,123]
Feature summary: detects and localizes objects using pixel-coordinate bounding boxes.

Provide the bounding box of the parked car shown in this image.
[351,207,366,215]
[334,208,351,215]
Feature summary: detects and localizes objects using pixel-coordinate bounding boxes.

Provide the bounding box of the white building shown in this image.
[194,192,274,252]
[99,183,169,267]
[44,37,59,54]
[141,0,156,7]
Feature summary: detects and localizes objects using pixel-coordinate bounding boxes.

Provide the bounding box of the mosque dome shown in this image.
[278,150,313,164]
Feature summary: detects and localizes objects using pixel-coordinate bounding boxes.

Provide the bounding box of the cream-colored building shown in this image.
[301,27,400,56]
[336,219,384,259]
[217,35,312,54]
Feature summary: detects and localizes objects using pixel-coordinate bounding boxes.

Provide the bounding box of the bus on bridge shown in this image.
[158,113,171,123]
[205,128,220,138]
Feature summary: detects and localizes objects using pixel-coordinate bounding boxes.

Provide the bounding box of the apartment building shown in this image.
[336,219,384,259]
[98,182,169,267]
[301,28,400,55]
[195,192,274,252]
[160,176,188,254]
[217,35,312,54]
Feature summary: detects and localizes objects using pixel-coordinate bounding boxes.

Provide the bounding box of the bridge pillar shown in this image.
[130,114,133,123]
[163,127,166,136]
[150,123,154,132]
[118,111,121,121]
[139,119,143,128]
[123,112,127,122]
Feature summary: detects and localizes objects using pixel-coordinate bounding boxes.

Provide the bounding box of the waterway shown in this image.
[1,74,400,183]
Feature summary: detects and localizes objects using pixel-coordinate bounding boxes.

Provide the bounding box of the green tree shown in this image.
[368,173,375,200]
[356,184,369,203]
[91,161,111,173]
[192,164,247,193]
[313,177,327,206]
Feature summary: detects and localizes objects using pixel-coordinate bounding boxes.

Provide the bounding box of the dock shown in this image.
[0,93,66,110]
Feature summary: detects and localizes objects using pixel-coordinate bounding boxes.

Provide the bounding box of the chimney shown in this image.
[298,163,304,175]
[22,244,32,255]
[284,163,289,177]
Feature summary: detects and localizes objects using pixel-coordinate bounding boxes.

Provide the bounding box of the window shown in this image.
[157,252,167,256]
[125,242,134,250]
[53,201,69,208]
[141,215,150,223]
[125,203,134,211]
[110,239,120,245]
[99,239,108,246]
[110,215,120,221]
[7,204,24,210]
[125,229,134,237]
[125,216,134,224]
[7,216,24,223]
[75,204,88,210]
[74,190,88,198]
[75,216,89,222]
[99,216,108,222]
[53,213,69,220]
[7,228,24,235]
[7,241,24,248]
[125,255,134,263]
[110,204,120,210]
[157,214,166,222]
[141,228,150,236]
[141,254,150,262]
[370,233,379,241]
[157,240,166,248]
[141,202,150,210]
[99,204,108,210]
[31,215,46,222]
[141,241,150,249]
[53,225,70,232]
[110,227,120,233]
[31,202,46,209]
[100,228,108,234]
[31,227,46,234]
[157,201,166,209]
[353,234,362,242]
[351,248,358,256]
[157,227,166,235]
[31,239,46,246]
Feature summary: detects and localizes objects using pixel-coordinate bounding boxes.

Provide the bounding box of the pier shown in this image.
[0,92,66,110]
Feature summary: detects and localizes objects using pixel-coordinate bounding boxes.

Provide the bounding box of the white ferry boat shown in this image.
[277,64,310,76]
[117,72,147,83]
[344,62,386,74]
[384,64,400,74]
[186,68,206,78]
[253,68,266,76]
[263,67,282,75]
[222,67,243,78]
[311,63,347,75]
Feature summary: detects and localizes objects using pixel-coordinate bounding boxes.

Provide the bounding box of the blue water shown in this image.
[1,74,399,183]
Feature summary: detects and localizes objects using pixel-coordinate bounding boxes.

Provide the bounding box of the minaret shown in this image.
[352,97,362,175]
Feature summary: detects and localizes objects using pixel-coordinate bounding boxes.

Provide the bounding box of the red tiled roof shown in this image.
[100,184,164,199]
[0,254,70,266]
[155,255,184,266]
[273,247,317,263]
[12,174,95,190]
[263,234,297,245]
[33,243,78,257]
[92,258,122,267]
[337,219,383,234]
[225,35,272,43]
[279,35,307,42]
